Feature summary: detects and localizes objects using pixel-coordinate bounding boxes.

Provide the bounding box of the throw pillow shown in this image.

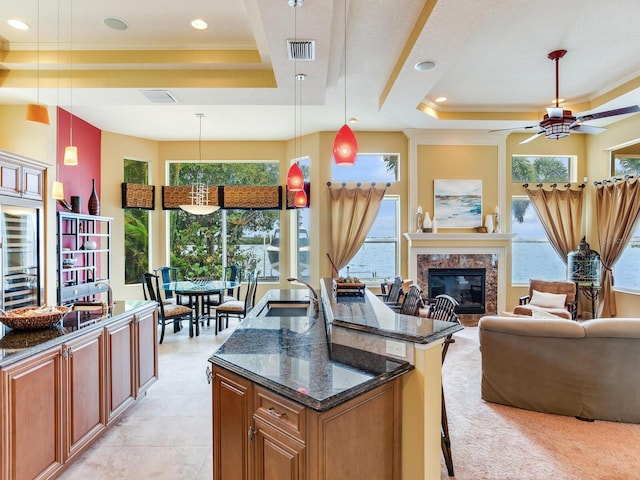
[529,289,567,309]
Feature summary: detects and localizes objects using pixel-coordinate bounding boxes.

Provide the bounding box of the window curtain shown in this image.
[595,177,640,317]
[328,182,387,273]
[524,184,584,264]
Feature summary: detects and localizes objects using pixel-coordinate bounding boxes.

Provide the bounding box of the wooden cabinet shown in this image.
[57,212,112,306]
[134,307,158,397]
[0,151,44,200]
[0,347,64,480]
[105,315,136,423]
[0,302,157,480]
[212,366,401,480]
[63,329,106,461]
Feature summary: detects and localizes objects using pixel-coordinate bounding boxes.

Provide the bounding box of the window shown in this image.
[612,155,640,176]
[510,155,575,285]
[123,159,150,284]
[613,221,640,291]
[512,155,573,183]
[511,196,566,284]
[338,196,399,283]
[294,157,310,281]
[167,161,280,282]
[332,154,399,183]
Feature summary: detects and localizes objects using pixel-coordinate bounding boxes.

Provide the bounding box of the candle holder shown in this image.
[416,211,423,232]
[493,212,500,233]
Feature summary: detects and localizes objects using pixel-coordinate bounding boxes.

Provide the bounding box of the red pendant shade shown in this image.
[294,189,307,208]
[287,162,305,191]
[332,124,358,166]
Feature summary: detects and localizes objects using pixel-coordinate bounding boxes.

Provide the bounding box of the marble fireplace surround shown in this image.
[405,233,512,326]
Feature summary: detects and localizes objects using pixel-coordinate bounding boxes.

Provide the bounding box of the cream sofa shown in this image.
[478,315,640,423]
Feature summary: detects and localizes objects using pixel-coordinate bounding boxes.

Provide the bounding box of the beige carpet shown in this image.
[440,327,640,480]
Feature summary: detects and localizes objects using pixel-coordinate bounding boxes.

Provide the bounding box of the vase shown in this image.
[484,214,493,233]
[88,179,100,216]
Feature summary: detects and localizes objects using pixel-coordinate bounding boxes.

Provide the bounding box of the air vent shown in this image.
[141,90,177,104]
[287,40,315,61]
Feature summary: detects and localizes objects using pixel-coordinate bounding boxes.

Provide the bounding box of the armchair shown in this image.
[513,279,577,320]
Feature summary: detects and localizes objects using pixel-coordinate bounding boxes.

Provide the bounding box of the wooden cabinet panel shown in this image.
[212,365,401,480]
[253,417,305,480]
[134,307,158,397]
[0,347,63,480]
[21,166,43,200]
[0,160,20,197]
[63,329,106,460]
[106,316,135,423]
[212,366,253,480]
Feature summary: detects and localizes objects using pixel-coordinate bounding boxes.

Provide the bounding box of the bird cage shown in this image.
[567,237,601,287]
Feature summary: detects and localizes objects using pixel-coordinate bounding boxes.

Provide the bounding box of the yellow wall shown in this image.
[416,144,498,232]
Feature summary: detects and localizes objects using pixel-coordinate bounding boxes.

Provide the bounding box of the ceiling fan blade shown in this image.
[576,105,640,122]
[546,107,564,118]
[488,125,539,133]
[519,131,545,145]
[571,124,606,135]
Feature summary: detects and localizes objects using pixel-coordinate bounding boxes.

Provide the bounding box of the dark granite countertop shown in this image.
[321,278,464,343]
[0,300,155,367]
[210,287,416,412]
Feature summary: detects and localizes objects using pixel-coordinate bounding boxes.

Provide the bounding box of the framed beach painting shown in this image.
[434,179,482,228]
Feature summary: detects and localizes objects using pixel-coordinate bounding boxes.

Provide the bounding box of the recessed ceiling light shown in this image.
[191,18,208,30]
[103,17,129,31]
[7,19,30,31]
[435,97,448,103]
[349,117,358,124]
[414,60,437,71]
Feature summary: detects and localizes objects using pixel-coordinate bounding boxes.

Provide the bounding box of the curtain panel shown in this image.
[595,177,640,317]
[524,184,584,264]
[327,182,387,274]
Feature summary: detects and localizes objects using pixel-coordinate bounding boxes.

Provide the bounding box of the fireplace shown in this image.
[428,268,486,314]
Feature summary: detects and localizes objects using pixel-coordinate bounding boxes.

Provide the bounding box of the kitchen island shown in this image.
[209,280,462,480]
[0,300,158,480]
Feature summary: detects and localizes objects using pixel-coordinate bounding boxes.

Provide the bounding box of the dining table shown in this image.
[162,279,241,326]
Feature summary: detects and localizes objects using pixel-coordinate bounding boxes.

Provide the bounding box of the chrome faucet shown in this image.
[95,281,114,313]
[287,277,319,317]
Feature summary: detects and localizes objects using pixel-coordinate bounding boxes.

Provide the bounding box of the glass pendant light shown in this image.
[179,114,219,215]
[26,0,50,125]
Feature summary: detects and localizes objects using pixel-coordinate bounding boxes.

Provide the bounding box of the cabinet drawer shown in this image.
[254,386,306,441]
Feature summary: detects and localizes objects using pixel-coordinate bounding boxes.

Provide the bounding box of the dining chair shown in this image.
[396,284,424,316]
[213,269,258,334]
[142,272,197,343]
[154,266,191,307]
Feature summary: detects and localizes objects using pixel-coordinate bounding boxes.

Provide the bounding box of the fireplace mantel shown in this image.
[404,232,516,242]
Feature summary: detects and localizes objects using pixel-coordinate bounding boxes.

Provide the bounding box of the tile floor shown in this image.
[58,319,239,480]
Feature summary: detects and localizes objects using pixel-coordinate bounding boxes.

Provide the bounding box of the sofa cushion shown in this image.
[512,304,573,320]
[583,318,640,339]
[529,289,567,309]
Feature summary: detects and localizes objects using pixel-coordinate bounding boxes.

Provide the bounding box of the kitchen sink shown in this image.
[260,301,310,317]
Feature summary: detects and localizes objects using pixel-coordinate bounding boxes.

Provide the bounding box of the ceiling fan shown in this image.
[493,49,640,144]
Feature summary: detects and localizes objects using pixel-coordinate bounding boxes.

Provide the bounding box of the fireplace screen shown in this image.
[427,268,486,314]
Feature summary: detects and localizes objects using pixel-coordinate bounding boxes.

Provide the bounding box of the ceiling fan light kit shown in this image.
[493,49,640,144]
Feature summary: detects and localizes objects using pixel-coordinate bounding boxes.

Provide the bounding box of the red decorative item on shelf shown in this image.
[287,162,304,191]
[88,178,100,215]
[332,124,358,166]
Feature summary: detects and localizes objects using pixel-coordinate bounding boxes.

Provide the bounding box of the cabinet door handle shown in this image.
[268,407,285,418]
[248,426,255,441]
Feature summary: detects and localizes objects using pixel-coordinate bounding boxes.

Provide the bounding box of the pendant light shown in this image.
[63,0,78,165]
[294,189,307,207]
[179,113,219,215]
[332,0,357,166]
[26,0,50,125]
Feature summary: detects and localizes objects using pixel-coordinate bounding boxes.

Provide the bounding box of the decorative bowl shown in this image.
[63,257,77,267]
[0,305,71,330]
